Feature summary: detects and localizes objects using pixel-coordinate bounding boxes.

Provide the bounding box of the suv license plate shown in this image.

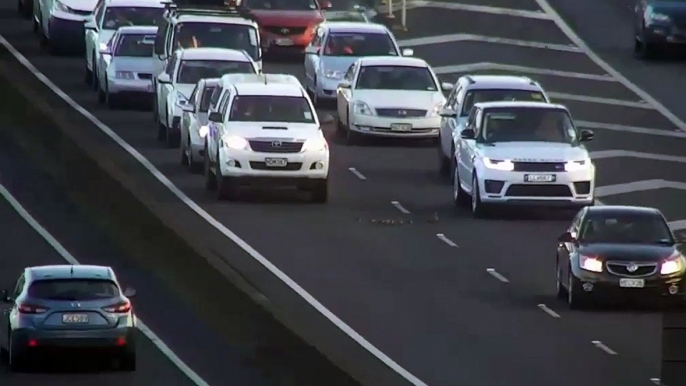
[390,123,412,132]
[524,174,555,183]
[619,278,645,288]
[63,313,89,324]
[265,158,287,167]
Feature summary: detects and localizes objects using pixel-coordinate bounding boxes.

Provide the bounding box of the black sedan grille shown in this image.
[375,108,427,118]
[606,261,658,277]
[262,26,307,36]
[248,140,303,153]
[512,162,565,172]
[505,184,572,197]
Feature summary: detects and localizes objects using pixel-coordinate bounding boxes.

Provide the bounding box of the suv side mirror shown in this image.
[460,128,475,139]
[401,48,414,56]
[338,80,351,89]
[558,231,574,243]
[1,289,11,303]
[579,129,594,142]
[209,112,222,122]
[84,20,97,31]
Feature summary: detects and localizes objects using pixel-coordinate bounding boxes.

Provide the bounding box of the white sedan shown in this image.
[335,56,452,144]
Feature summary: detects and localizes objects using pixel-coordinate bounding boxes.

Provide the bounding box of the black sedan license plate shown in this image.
[524,174,556,183]
[265,158,287,167]
[63,313,89,324]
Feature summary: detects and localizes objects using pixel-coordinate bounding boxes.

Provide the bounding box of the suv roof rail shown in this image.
[162,2,255,21]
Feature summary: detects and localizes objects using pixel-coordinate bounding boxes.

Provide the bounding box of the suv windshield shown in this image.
[245,0,318,10]
[177,60,255,84]
[103,7,164,30]
[28,279,120,301]
[479,107,577,144]
[323,33,396,56]
[356,65,437,91]
[174,23,260,61]
[229,96,316,123]
[461,89,546,116]
[114,34,155,57]
[580,214,674,244]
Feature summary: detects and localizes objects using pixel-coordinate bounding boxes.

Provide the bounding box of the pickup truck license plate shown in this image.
[265,158,287,167]
[63,313,89,324]
[390,123,412,132]
[619,278,645,288]
[524,174,555,183]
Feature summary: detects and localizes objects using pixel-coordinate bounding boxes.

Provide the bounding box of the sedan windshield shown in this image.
[461,89,546,116]
[103,7,164,30]
[174,23,260,61]
[114,34,155,57]
[29,279,120,301]
[229,96,316,123]
[245,0,318,10]
[177,60,255,84]
[580,215,674,244]
[479,108,577,144]
[323,33,396,56]
[356,65,437,91]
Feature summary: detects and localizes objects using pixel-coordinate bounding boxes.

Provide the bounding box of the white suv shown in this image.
[452,101,595,217]
[204,74,331,202]
[438,75,550,178]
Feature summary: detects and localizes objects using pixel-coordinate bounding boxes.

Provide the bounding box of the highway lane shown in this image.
[1,1,685,385]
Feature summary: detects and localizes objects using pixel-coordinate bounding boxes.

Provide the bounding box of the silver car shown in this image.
[179,77,219,173]
[0,265,137,372]
[97,26,158,109]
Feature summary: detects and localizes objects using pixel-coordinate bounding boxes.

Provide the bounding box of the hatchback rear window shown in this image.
[28,279,120,301]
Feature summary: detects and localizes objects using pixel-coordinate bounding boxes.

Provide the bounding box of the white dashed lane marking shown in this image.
[348,167,367,180]
[391,201,411,214]
[537,304,561,318]
[436,233,459,247]
[486,268,510,283]
[591,340,617,355]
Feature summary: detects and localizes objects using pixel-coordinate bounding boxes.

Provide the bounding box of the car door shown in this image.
[458,107,479,190]
[304,27,324,89]
[182,84,199,147]
[439,84,459,157]
[208,90,231,163]
[85,0,105,68]
[1,274,25,342]
[559,209,584,281]
[337,62,357,126]
[158,52,178,124]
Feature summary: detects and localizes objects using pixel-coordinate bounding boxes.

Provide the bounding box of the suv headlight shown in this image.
[302,137,328,152]
[55,0,74,13]
[221,135,249,150]
[353,101,373,116]
[564,159,590,172]
[579,255,603,273]
[661,252,685,275]
[115,71,134,79]
[323,69,343,79]
[483,157,514,171]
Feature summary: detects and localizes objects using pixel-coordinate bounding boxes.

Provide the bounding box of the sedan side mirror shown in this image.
[558,231,574,243]
[123,287,136,298]
[460,128,475,139]
[1,289,11,303]
[99,47,111,55]
[579,129,594,142]
[439,108,456,118]
[157,73,171,84]
[338,80,351,89]
[209,112,223,122]
[401,48,414,56]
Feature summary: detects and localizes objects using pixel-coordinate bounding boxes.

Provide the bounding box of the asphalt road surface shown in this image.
[1,0,685,384]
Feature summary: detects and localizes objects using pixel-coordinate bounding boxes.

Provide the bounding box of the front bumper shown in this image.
[108,77,155,96]
[475,166,595,207]
[573,268,686,301]
[12,326,136,352]
[643,25,686,46]
[48,13,88,50]
[350,114,440,138]
[219,147,328,183]
[261,31,311,52]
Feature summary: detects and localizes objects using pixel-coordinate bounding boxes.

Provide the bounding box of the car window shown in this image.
[173,23,260,61]
[579,214,674,244]
[165,53,178,75]
[229,96,316,123]
[323,32,397,56]
[479,107,577,144]
[200,87,215,112]
[244,0,318,10]
[356,65,437,91]
[176,60,256,84]
[218,91,232,117]
[343,64,355,82]
[102,7,165,30]
[461,89,546,116]
[114,34,155,57]
[28,279,120,301]
[209,85,223,108]
[13,274,25,298]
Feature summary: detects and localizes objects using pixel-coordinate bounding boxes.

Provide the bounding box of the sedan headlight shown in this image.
[115,71,134,79]
[221,135,249,150]
[322,69,343,79]
[198,125,209,138]
[579,255,603,273]
[353,101,373,116]
[55,0,74,13]
[483,157,514,171]
[649,13,670,23]
[661,253,685,275]
[564,159,590,172]
[302,137,328,152]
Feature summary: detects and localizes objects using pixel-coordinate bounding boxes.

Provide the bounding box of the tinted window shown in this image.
[324,10,367,22]
[323,33,396,56]
[177,60,255,84]
[245,0,317,10]
[229,96,315,123]
[114,34,155,57]
[174,23,259,60]
[200,87,215,111]
[580,213,674,244]
[103,7,164,30]
[356,65,436,91]
[461,89,546,116]
[479,108,577,144]
[28,279,120,301]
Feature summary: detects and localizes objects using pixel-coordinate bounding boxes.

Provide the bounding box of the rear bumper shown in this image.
[12,326,136,351]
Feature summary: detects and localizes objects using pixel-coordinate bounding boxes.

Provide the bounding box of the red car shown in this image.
[235,0,332,54]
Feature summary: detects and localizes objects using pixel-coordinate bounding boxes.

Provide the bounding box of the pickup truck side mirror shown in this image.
[158,73,171,84]
[579,129,594,142]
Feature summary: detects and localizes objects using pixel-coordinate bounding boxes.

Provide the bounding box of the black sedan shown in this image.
[634,0,686,59]
[556,205,686,309]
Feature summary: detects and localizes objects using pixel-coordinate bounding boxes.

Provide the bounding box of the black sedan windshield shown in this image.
[356,65,437,91]
[103,7,164,30]
[480,108,577,144]
[580,215,674,244]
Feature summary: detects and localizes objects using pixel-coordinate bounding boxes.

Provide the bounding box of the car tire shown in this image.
[118,351,136,371]
[471,173,488,218]
[438,135,450,177]
[8,333,29,373]
[452,159,469,208]
[310,179,328,203]
[634,34,655,60]
[183,135,202,173]
[216,154,239,200]
[92,59,99,91]
[204,144,217,191]
[555,256,567,299]
[567,268,590,309]
[345,111,359,145]
[312,77,319,107]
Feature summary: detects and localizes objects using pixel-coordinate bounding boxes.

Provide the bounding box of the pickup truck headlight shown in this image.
[221,135,249,150]
[483,157,514,171]
[580,255,603,273]
[302,137,328,152]
[353,101,373,116]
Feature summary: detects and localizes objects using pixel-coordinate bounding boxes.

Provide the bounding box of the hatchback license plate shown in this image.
[265,158,287,167]
[63,313,89,324]
[524,174,555,183]
[390,123,412,132]
[619,278,645,288]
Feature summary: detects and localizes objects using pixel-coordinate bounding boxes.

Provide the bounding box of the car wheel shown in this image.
[312,77,319,107]
[216,151,239,201]
[556,256,567,299]
[438,136,450,177]
[310,179,328,203]
[204,144,217,191]
[118,351,136,371]
[8,333,28,372]
[92,58,99,91]
[187,136,202,173]
[634,33,654,60]
[567,268,589,310]
[85,65,93,86]
[452,160,469,208]
[166,118,181,148]
[471,173,488,218]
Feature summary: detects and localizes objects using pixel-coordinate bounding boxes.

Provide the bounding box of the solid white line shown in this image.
[433,63,614,82]
[0,183,210,386]
[591,340,617,355]
[596,179,686,198]
[378,0,553,20]
[548,92,652,109]
[0,37,429,386]
[534,0,686,132]
[537,304,561,318]
[436,233,458,247]
[669,220,686,231]
[651,378,662,385]
[348,167,367,180]
[398,34,582,53]
[591,149,686,164]
[391,201,411,214]
[486,268,509,283]
[576,121,686,138]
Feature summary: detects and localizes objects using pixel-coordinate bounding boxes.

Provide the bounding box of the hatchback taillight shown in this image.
[102,301,131,313]
[17,303,48,314]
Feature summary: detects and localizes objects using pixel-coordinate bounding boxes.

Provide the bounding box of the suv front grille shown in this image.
[505,184,572,197]
[512,162,565,172]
